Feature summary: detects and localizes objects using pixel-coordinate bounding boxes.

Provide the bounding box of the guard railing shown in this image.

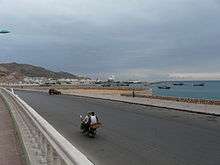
[0,88,93,165]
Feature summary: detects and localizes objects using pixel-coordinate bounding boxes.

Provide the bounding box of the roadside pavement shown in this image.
[0,96,24,165]
[68,92,220,116]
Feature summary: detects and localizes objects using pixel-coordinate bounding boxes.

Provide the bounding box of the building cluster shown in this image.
[22,77,94,85]
[0,75,146,88]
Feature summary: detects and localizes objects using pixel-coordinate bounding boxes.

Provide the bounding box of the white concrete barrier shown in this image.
[0,88,93,165]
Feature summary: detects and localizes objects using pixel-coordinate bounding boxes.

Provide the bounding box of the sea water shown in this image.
[150,81,220,100]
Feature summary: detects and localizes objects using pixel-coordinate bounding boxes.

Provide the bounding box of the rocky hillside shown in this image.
[0,62,84,83]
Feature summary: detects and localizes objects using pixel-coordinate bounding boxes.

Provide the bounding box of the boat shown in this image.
[158,86,171,89]
[193,83,205,86]
[173,82,184,86]
[0,30,10,34]
[101,83,111,87]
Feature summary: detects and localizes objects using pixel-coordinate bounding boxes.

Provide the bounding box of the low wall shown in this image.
[121,93,220,105]
[0,88,93,165]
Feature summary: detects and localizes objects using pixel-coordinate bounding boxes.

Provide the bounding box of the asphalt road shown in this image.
[15,90,220,165]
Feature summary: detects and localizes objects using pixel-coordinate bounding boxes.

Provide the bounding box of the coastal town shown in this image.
[0,75,145,87]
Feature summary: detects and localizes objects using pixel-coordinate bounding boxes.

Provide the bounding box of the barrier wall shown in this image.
[0,88,93,165]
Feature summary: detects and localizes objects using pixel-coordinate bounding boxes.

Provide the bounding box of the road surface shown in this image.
[15,90,220,165]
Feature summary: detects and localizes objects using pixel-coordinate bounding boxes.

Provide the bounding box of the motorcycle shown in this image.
[80,115,101,138]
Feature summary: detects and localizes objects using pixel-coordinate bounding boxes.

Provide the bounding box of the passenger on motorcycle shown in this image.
[80,112,91,132]
[80,112,100,132]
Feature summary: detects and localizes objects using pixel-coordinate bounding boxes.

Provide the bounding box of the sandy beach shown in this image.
[7,85,151,96]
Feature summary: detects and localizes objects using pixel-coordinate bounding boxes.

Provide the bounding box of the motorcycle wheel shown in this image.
[88,129,96,138]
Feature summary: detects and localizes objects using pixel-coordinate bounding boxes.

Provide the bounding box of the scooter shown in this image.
[80,115,101,138]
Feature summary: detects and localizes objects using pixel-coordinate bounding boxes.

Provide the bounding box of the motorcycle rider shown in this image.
[81,112,100,134]
[89,112,99,126]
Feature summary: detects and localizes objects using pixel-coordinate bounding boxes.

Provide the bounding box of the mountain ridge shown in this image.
[0,62,86,83]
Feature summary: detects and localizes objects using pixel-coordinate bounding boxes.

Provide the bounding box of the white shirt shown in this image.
[90,115,98,125]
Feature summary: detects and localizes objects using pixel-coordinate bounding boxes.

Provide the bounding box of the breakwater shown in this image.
[121,93,220,105]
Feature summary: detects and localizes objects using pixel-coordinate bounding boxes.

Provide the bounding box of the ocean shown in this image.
[150,81,220,100]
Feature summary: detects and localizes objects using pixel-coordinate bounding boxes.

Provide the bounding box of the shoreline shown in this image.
[122,93,220,105]
[3,84,219,106]
[145,87,220,105]
[148,80,220,103]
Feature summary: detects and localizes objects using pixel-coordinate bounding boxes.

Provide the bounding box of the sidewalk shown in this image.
[68,92,220,116]
[0,96,24,165]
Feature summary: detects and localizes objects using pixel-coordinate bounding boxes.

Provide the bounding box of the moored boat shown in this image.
[173,82,184,86]
[193,83,205,86]
[158,86,171,89]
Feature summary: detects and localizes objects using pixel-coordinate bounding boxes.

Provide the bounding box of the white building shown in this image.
[23,77,48,84]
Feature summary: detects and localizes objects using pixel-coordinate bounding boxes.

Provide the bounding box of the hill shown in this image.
[0,62,85,83]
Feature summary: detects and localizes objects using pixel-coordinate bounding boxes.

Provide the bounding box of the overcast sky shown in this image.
[0,0,220,80]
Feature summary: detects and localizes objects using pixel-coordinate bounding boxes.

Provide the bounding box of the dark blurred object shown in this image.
[48,88,61,95]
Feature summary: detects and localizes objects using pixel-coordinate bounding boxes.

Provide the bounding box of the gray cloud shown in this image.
[0,0,220,80]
